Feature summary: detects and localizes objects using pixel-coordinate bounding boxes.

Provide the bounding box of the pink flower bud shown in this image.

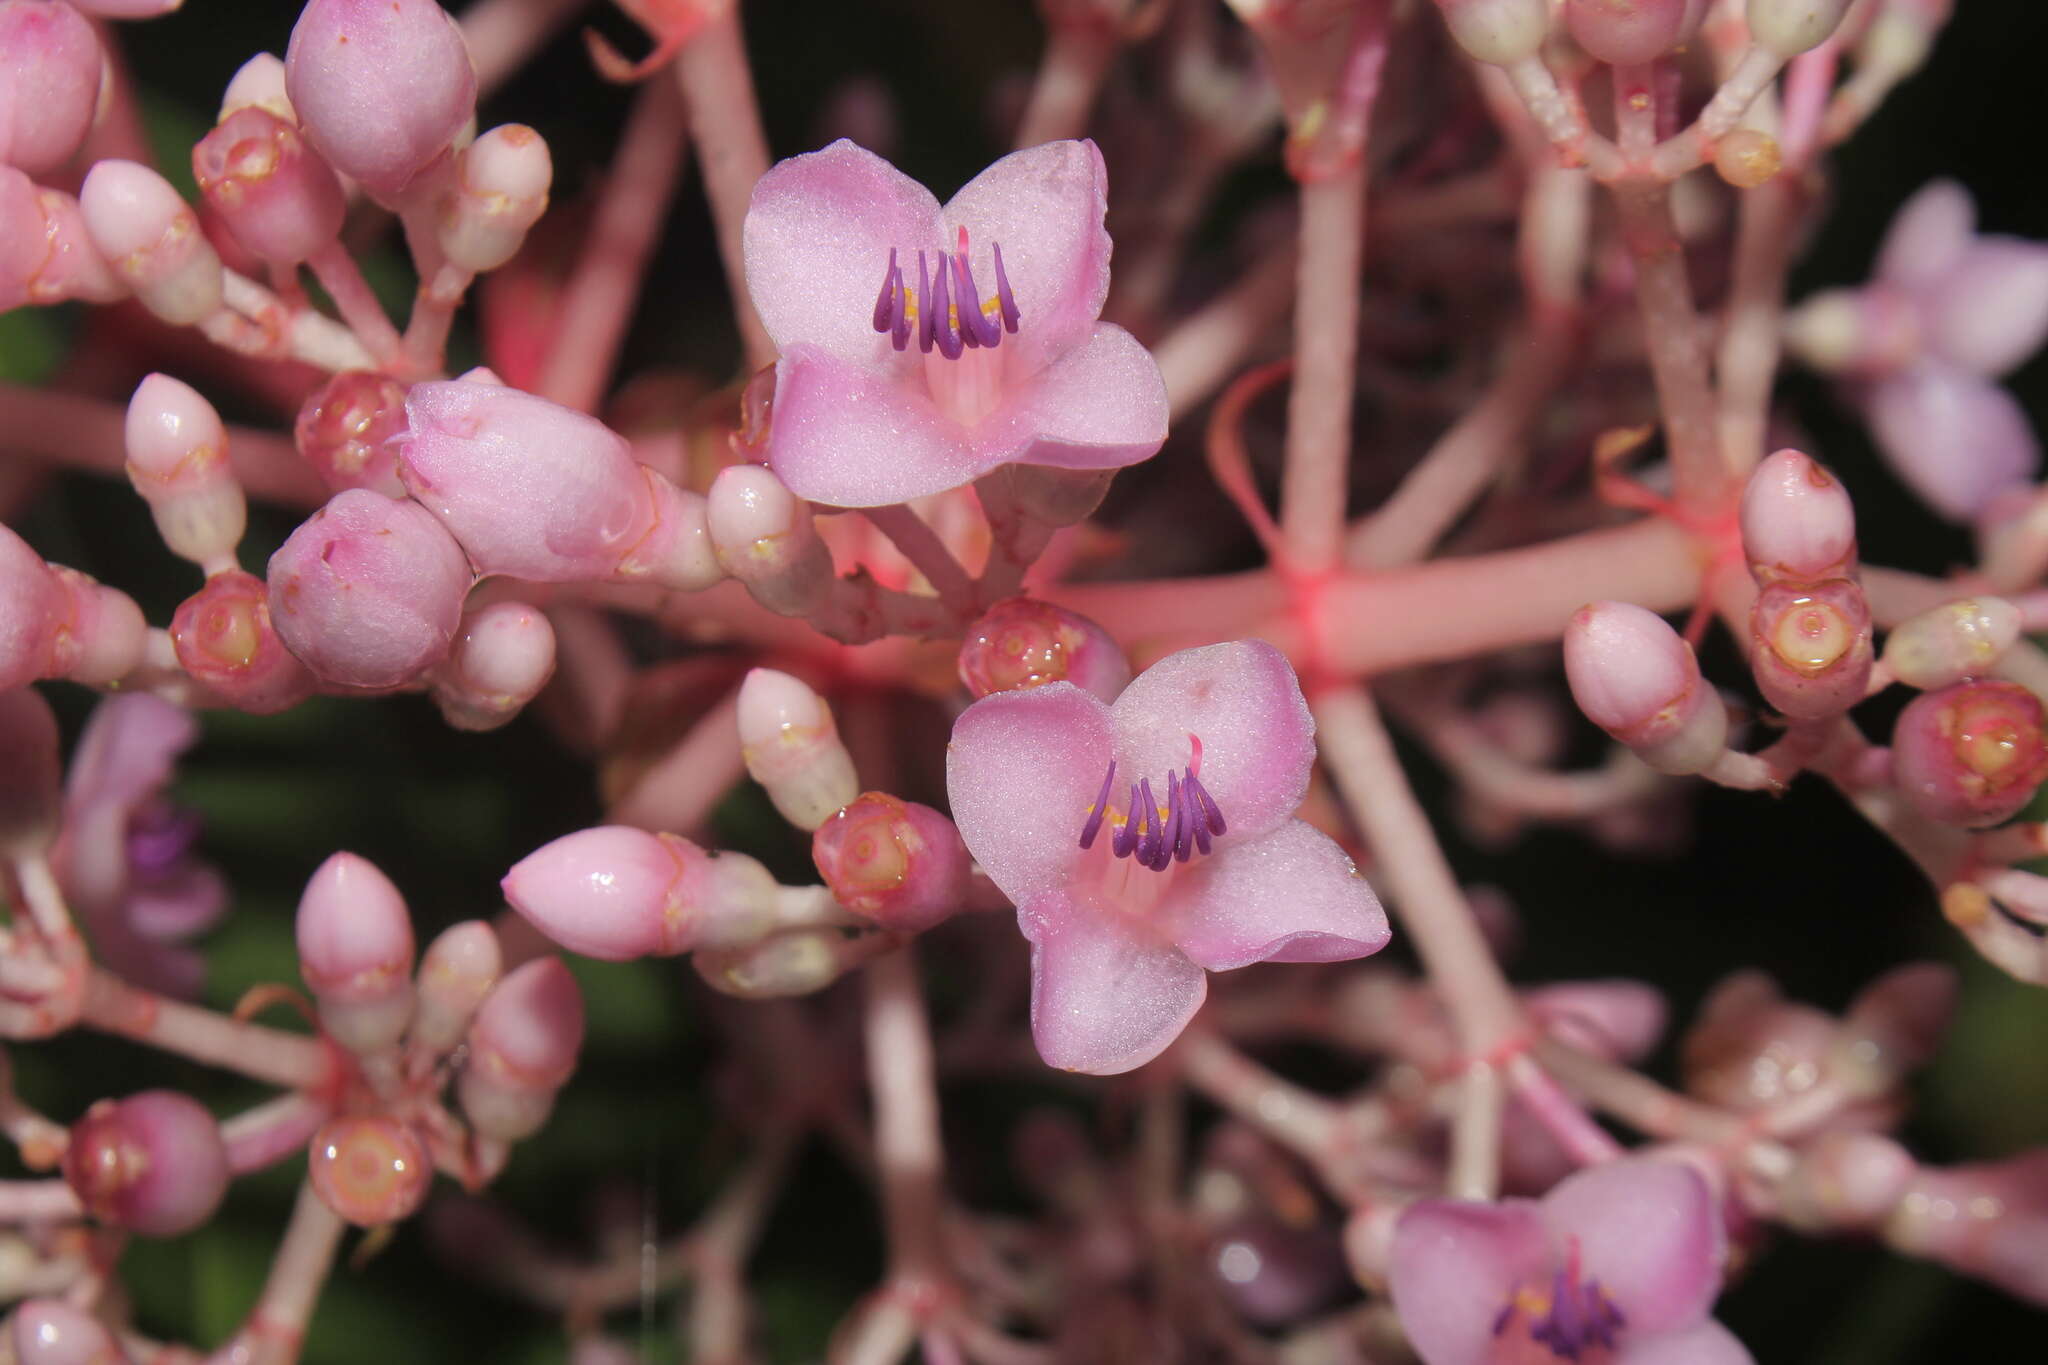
[1523,979,1666,1063]
[400,380,663,581]
[9,1299,131,1365]
[1741,449,1857,582]
[1746,0,1855,58]
[1782,1133,1916,1231]
[1888,1150,2048,1306]
[707,464,833,618]
[1832,962,1956,1095]
[285,0,477,204]
[411,919,499,1053]
[293,370,409,497]
[812,793,970,933]
[220,52,294,123]
[738,668,858,829]
[0,171,123,310]
[1881,596,2021,689]
[268,489,473,688]
[124,374,246,571]
[192,106,346,266]
[959,597,1131,702]
[296,851,416,1053]
[0,686,59,860]
[503,826,777,961]
[62,1090,229,1238]
[1,522,65,691]
[437,123,550,273]
[459,956,583,1141]
[170,570,314,714]
[1429,0,1551,64]
[78,161,223,326]
[692,928,873,999]
[615,469,722,592]
[1749,578,1874,721]
[307,1115,429,1226]
[46,567,145,686]
[0,1,102,177]
[1563,601,1728,774]
[1891,679,2048,827]
[1681,971,1835,1111]
[1563,0,1696,65]
[430,599,555,731]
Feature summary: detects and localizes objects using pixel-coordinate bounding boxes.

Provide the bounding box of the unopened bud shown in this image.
[9,1299,132,1365]
[707,465,833,617]
[1523,979,1666,1063]
[411,919,500,1055]
[79,161,224,326]
[1,170,123,311]
[192,107,346,267]
[1681,971,1834,1112]
[1747,0,1855,58]
[220,52,294,124]
[1712,129,1782,189]
[1563,602,1728,774]
[1882,597,2021,689]
[170,570,314,714]
[438,124,551,273]
[692,928,875,999]
[1430,0,1550,65]
[1749,578,1874,721]
[737,668,858,830]
[124,374,247,572]
[1563,0,1697,65]
[1885,1149,2048,1306]
[308,1116,430,1226]
[1833,961,1956,1095]
[616,469,722,592]
[1741,449,1857,582]
[296,851,416,1054]
[431,599,555,731]
[1891,679,2048,827]
[1,523,66,691]
[46,568,146,687]
[813,793,971,932]
[959,597,1131,701]
[0,687,59,861]
[503,826,778,961]
[62,1091,229,1238]
[294,370,409,497]
[0,0,102,176]
[1782,1132,1916,1232]
[458,957,583,1142]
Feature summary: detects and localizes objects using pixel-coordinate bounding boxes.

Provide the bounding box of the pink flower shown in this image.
[945,640,1389,1074]
[1390,1158,1753,1365]
[741,139,1169,508]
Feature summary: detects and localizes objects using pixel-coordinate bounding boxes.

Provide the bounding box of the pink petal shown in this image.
[972,323,1169,474]
[766,342,987,507]
[1540,1159,1723,1336]
[1167,820,1388,970]
[940,140,1110,378]
[946,682,1114,907]
[1020,891,1207,1074]
[1920,238,2048,377]
[64,693,196,814]
[1876,180,1974,288]
[1109,640,1315,843]
[1865,364,2039,522]
[127,861,229,942]
[1388,1199,1552,1365]
[741,139,944,374]
[1615,1319,1756,1365]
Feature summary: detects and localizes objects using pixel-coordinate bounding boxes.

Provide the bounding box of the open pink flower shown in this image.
[945,640,1389,1074]
[741,139,1169,508]
[1390,1158,1752,1365]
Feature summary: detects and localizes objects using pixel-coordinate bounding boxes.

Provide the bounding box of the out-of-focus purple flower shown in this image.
[946,640,1389,1074]
[52,693,225,999]
[1390,1158,1753,1365]
[741,139,1168,507]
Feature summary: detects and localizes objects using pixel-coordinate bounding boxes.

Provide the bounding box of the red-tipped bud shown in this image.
[1563,601,1728,774]
[1563,0,1697,65]
[430,599,555,731]
[1881,597,2021,689]
[459,956,583,1141]
[170,570,314,714]
[0,0,102,176]
[45,567,146,686]
[1,523,65,691]
[1887,1150,2048,1306]
[812,793,970,933]
[412,919,500,1054]
[0,171,124,312]
[296,851,416,1053]
[738,668,858,830]
[268,489,473,689]
[192,106,346,267]
[504,826,779,961]
[307,1116,430,1226]
[707,464,833,618]
[220,53,294,124]
[1430,0,1551,64]
[9,1299,132,1365]
[1891,679,2048,827]
[1783,1133,1916,1232]
[1833,961,1956,1094]
[62,1091,229,1238]
[1749,578,1875,721]
[1747,0,1855,58]
[293,370,409,497]
[959,597,1131,702]
[124,374,246,572]
[437,124,550,273]
[1522,979,1667,1063]
[0,686,60,860]
[78,161,223,326]
[1741,449,1857,582]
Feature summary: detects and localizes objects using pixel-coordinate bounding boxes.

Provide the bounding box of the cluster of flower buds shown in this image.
[1740,449,1874,722]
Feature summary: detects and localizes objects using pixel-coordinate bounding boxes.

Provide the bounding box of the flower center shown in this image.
[1488,1242,1626,1365]
[1076,740,1228,875]
[871,227,1021,428]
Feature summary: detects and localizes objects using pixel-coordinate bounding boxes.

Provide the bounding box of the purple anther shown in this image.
[1185,769,1227,837]
[951,237,1001,349]
[1165,771,1193,863]
[1078,761,1116,850]
[1128,776,1155,867]
[871,246,899,336]
[891,268,912,351]
[930,252,963,360]
[991,242,1021,333]
[1112,783,1142,859]
[916,250,935,354]
[127,803,202,876]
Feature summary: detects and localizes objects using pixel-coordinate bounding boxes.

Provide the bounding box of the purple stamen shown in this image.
[1079,761,1116,850]
[929,254,963,360]
[871,246,900,336]
[1166,771,1193,863]
[1134,777,1160,868]
[126,803,202,876]
[916,250,935,354]
[1112,783,1142,859]
[1185,770,1227,836]
[1076,750,1228,872]
[992,242,1020,333]
[874,238,1017,359]
[890,260,911,351]
[1522,1265,1626,1361]
[952,238,1002,348]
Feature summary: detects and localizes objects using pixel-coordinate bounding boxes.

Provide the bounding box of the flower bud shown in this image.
[458,956,583,1142]
[268,489,473,689]
[738,668,858,830]
[692,928,873,999]
[0,0,102,177]
[1746,0,1855,58]
[170,570,314,714]
[62,1090,229,1238]
[124,374,246,572]
[503,826,779,961]
[1783,287,1917,377]
[78,161,224,326]
[430,599,555,731]
[1881,597,2021,689]
[0,686,60,860]
[707,464,833,618]
[296,851,416,1054]
[437,124,550,273]
[1523,979,1666,1063]
[285,0,477,204]
[220,52,294,124]
[1782,1132,1916,1232]
[1832,961,1956,1094]
[1712,129,1782,189]
[1563,601,1728,774]
[1429,0,1550,65]
[0,171,124,311]
[9,1299,132,1365]
[1749,578,1874,721]
[411,919,499,1054]
[1564,0,1697,66]
[616,469,723,592]
[1680,970,1834,1111]
[46,567,145,686]
[1,522,66,691]
[1891,679,2048,827]
[1887,1150,2048,1306]
[192,106,346,267]
[1741,449,1857,583]
[959,597,1131,702]
[294,370,409,497]
[307,1116,429,1226]
[812,793,970,933]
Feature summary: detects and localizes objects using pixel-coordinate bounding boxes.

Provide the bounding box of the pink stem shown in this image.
[671,4,775,371]
[0,1178,83,1222]
[866,947,946,1280]
[606,685,745,835]
[1277,162,1369,574]
[459,0,591,99]
[305,243,405,371]
[222,1092,334,1176]
[81,971,334,1093]
[1505,1052,1624,1165]
[209,1180,345,1365]
[1151,243,1297,423]
[863,505,977,614]
[1014,23,1118,149]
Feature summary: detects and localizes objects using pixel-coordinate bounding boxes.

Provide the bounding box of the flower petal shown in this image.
[1865,364,2039,522]
[1920,237,2048,378]
[1876,179,1974,288]
[946,681,1114,907]
[1167,820,1388,970]
[742,139,945,372]
[1020,891,1206,1074]
[972,323,1168,475]
[1109,640,1315,843]
[1615,1319,1756,1365]
[766,342,985,507]
[941,139,1110,377]
[1388,1199,1552,1365]
[1541,1159,1724,1336]
[63,693,196,814]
